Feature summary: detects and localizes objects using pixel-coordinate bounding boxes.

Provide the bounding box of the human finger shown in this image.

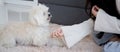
[92,5,100,17]
[51,31,57,38]
[94,5,100,11]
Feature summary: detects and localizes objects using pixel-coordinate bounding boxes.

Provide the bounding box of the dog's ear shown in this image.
[29,11,44,26]
[30,13,49,26]
[31,15,39,25]
[28,7,37,25]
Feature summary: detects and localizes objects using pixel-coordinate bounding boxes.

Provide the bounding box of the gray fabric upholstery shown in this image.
[39,0,89,25]
[38,0,86,8]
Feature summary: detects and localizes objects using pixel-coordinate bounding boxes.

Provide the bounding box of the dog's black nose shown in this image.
[48,14,51,17]
[48,13,52,18]
[47,14,52,20]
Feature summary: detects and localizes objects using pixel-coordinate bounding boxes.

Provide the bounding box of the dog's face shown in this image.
[29,4,52,26]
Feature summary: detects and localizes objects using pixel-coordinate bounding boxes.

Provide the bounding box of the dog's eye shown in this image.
[48,12,52,17]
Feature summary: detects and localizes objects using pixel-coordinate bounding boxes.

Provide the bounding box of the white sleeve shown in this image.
[94,9,120,34]
[116,0,120,14]
[61,19,94,48]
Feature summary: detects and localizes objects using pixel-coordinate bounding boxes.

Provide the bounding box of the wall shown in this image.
[0,0,8,25]
[0,0,37,24]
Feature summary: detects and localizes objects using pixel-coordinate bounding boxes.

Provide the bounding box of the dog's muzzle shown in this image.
[47,13,52,20]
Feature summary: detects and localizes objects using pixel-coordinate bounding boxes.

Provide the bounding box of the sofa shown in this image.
[38,0,89,25]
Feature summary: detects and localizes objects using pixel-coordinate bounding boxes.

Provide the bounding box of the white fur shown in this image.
[0,3,64,48]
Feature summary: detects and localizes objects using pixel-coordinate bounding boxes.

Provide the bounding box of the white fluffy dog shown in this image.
[0,4,64,48]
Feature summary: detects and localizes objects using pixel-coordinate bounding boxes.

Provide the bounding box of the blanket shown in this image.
[0,24,102,52]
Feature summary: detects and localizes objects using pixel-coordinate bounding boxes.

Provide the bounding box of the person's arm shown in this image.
[94,9,120,34]
[61,18,94,48]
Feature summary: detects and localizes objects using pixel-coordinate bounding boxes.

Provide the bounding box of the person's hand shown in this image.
[51,28,64,38]
[92,5,100,17]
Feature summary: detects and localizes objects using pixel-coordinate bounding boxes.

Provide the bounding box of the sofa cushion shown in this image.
[39,0,86,8]
[47,4,89,25]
